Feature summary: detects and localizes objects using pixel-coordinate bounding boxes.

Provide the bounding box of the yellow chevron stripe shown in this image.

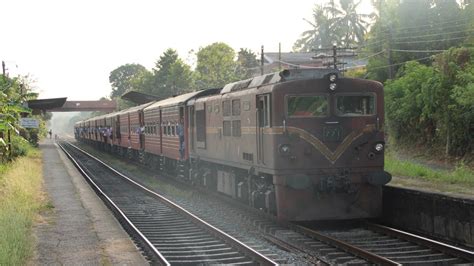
[202,124,375,164]
[268,124,375,164]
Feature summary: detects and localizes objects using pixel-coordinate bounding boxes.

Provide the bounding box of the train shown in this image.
[74,68,392,221]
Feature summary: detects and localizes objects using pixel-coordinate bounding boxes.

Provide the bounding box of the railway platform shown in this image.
[32,138,147,265]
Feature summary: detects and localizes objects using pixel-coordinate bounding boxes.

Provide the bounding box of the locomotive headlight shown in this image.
[374,143,384,152]
[329,73,337,82]
[329,83,337,91]
[279,144,291,155]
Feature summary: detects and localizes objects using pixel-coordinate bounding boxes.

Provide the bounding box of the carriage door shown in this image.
[139,111,145,149]
[189,106,195,152]
[257,94,270,164]
[195,103,206,149]
[159,109,163,154]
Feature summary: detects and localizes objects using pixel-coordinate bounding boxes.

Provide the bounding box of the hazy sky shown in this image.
[1,0,373,101]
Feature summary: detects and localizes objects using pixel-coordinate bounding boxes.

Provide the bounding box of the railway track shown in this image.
[294,221,474,265]
[67,140,474,265]
[58,141,277,265]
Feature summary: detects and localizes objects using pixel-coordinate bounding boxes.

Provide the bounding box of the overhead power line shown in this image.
[391,49,447,53]
[393,28,474,40]
[393,36,468,44]
[378,17,470,34]
[347,55,434,71]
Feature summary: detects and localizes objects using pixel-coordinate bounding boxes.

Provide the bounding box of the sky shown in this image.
[1,0,374,101]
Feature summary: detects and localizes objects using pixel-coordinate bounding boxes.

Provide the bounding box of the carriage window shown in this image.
[232,120,241,137]
[232,99,241,116]
[222,100,231,116]
[243,101,251,111]
[336,94,375,116]
[196,109,206,142]
[223,121,231,136]
[287,96,328,117]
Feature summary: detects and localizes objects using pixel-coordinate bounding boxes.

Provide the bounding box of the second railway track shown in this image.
[58,141,277,265]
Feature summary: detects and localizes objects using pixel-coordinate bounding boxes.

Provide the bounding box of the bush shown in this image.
[385,47,474,156]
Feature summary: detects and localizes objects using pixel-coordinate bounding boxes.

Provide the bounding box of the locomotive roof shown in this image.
[116,101,155,115]
[220,68,340,94]
[145,88,220,110]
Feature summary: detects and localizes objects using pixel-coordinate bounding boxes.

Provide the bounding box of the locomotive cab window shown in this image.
[336,94,375,116]
[287,95,328,117]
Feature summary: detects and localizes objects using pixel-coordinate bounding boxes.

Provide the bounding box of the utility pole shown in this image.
[313,46,356,72]
[2,61,5,78]
[387,25,394,79]
[260,45,264,75]
[278,43,282,71]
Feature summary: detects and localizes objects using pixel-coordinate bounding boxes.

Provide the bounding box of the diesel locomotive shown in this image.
[75,68,392,221]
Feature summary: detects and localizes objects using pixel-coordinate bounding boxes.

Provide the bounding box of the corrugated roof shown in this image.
[27,97,67,110]
[145,89,220,111]
[264,52,320,64]
[118,101,155,115]
[121,90,160,104]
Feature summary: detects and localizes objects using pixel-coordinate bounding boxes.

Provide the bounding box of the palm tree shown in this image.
[294,0,371,52]
[293,4,334,52]
[326,0,370,46]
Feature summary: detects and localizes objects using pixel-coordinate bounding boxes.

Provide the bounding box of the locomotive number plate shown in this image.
[323,126,342,141]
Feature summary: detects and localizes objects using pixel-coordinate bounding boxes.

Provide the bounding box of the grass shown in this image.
[0,148,47,265]
[385,149,474,186]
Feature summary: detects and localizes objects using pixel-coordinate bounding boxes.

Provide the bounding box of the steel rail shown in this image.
[61,141,277,266]
[57,142,170,265]
[293,224,401,266]
[366,222,474,262]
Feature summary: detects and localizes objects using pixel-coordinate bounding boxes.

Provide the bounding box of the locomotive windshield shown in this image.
[336,94,375,116]
[287,95,328,117]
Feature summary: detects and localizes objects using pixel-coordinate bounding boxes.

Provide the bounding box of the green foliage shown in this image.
[109,64,149,98]
[235,48,259,79]
[385,48,474,156]
[344,67,366,78]
[150,49,181,97]
[108,43,256,106]
[0,150,45,265]
[293,4,333,51]
[195,42,239,89]
[365,0,472,82]
[294,0,370,51]
[0,75,41,161]
[385,150,474,186]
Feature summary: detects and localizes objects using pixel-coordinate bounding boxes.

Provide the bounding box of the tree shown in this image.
[293,4,333,51]
[151,49,194,98]
[109,64,149,98]
[235,48,259,79]
[0,75,40,160]
[326,0,370,46]
[294,0,370,52]
[195,42,238,89]
[166,58,194,95]
[365,0,470,82]
[385,48,474,156]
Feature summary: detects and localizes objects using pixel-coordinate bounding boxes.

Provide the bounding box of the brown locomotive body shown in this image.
[188,69,390,220]
[75,68,391,221]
